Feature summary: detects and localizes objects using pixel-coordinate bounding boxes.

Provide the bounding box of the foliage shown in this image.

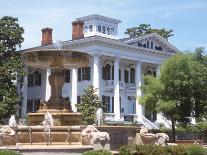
[83,149,112,155]
[118,144,207,155]
[119,145,132,155]
[0,150,22,155]
[186,145,207,155]
[0,16,24,123]
[76,85,102,125]
[140,51,207,142]
[125,24,173,40]
[119,144,188,155]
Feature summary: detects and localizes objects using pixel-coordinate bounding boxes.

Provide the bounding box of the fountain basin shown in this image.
[28,112,82,126]
[22,49,90,69]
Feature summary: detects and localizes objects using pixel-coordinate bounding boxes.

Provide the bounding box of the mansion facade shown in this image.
[20,14,179,129]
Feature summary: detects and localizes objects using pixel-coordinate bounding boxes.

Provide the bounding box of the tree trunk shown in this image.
[171,117,176,142]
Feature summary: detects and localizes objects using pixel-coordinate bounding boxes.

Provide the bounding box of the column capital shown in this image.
[136,59,143,64]
[114,57,120,62]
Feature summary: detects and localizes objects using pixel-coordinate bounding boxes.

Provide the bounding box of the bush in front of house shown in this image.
[0,150,22,155]
[83,149,112,155]
[186,145,207,155]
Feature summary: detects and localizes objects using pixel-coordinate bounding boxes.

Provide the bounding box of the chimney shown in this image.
[72,20,84,40]
[41,27,53,46]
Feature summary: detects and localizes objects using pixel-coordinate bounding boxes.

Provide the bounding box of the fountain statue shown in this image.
[0,116,17,146]
[82,125,110,150]
[139,125,169,146]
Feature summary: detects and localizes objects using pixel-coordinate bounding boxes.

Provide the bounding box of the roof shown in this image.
[76,14,121,24]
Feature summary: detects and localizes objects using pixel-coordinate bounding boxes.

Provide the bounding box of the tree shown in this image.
[125,24,173,40]
[76,85,102,125]
[0,16,24,123]
[140,52,207,142]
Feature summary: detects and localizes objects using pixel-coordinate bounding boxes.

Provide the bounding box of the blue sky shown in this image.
[0,0,207,51]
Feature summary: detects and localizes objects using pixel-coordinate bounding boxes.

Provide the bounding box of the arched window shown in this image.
[130,68,135,84]
[102,26,106,34]
[98,25,101,32]
[138,42,142,47]
[147,41,149,48]
[151,42,154,49]
[102,64,111,80]
[124,70,129,83]
[111,28,114,35]
[107,27,110,35]
[64,69,70,83]
[84,26,88,33]
[89,25,93,32]
[34,71,41,86]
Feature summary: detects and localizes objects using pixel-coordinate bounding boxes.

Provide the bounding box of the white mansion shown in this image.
[20,14,179,128]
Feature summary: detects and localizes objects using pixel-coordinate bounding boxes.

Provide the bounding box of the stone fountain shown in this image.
[22,49,90,126]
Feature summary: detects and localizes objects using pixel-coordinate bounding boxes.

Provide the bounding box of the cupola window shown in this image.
[98,25,101,32]
[107,27,110,35]
[89,25,93,32]
[102,26,106,34]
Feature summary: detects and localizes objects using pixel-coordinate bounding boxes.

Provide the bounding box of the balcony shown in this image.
[103,80,126,90]
[125,83,136,90]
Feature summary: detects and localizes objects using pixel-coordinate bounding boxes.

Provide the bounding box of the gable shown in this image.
[123,33,179,54]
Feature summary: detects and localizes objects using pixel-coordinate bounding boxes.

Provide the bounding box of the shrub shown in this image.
[135,144,167,155]
[0,150,22,155]
[119,145,132,155]
[83,149,112,155]
[186,145,207,155]
[166,145,187,155]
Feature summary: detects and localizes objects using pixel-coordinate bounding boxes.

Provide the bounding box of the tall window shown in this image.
[27,100,33,113]
[98,25,101,32]
[102,95,110,113]
[111,28,114,35]
[151,42,154,49]
[82,67,90,80]
[102,64,111,80]
[102,26,106,34]
[34,99,40,112]
[64,69,70,83]
[124,70,129,83]
[78,67,90,82]
[28,74,34,87]
[34,71,41,86]
[130,68,135,83]
[89,25,93,32]
[147,41,149,48]
[27,99,40,113]
[107,27,110,35]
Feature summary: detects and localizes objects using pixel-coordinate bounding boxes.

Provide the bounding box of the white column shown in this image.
[21,67,28,117]
[71,68,78,112]
[135,61,143,116]
[44,68,51,101]
[93,54,100,96]
[156,65,160,77]
[114,57,120,121]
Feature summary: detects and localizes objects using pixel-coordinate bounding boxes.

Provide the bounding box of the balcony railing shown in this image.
[104,80,126,89]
